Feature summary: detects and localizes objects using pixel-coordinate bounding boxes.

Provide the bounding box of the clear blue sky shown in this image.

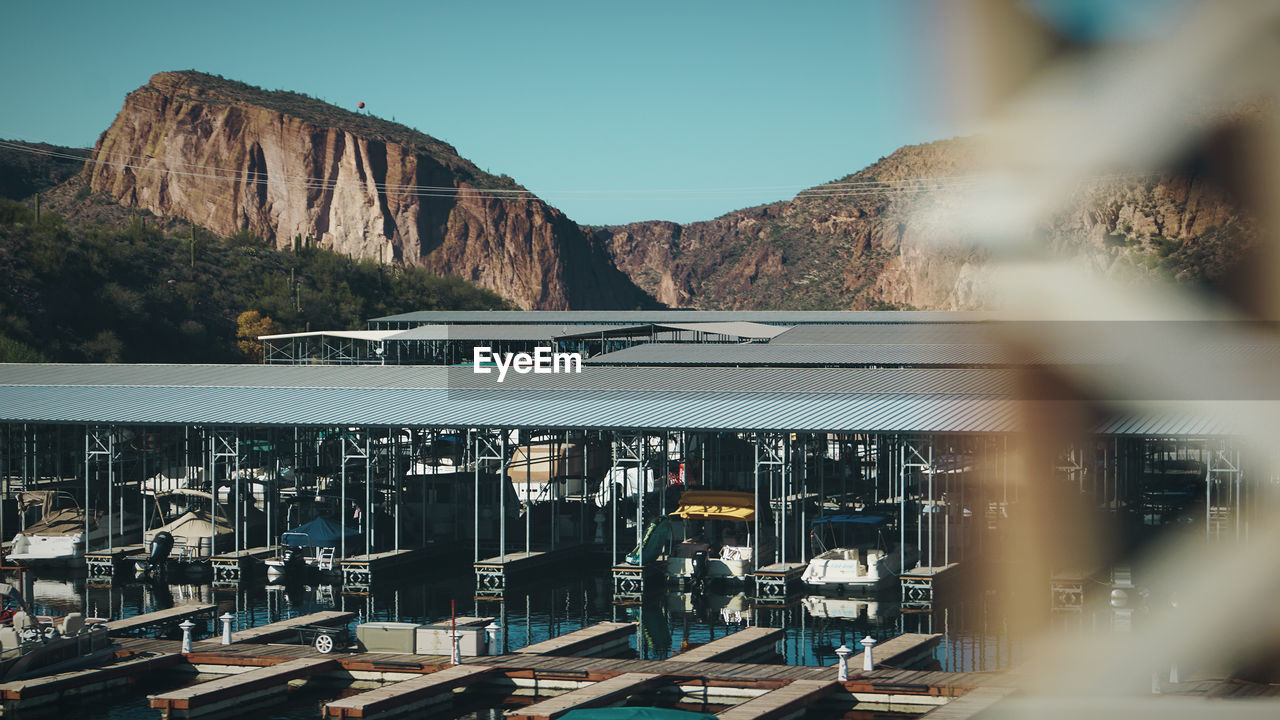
[0,1,1184,225]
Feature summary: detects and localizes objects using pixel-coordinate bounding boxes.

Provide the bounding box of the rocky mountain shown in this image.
[85,71,656,310]
[593,138,1255,310]
[8,71,1254,313]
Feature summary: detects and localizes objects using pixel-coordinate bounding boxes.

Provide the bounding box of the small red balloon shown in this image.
[358,102,365,109]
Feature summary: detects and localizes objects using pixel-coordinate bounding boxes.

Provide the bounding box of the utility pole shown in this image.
[190,225,196,268]
[33,193,39,223]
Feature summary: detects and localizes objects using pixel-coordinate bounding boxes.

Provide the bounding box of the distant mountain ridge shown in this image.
[593,138,1254,310]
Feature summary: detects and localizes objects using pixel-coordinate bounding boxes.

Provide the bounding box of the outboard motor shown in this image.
[138,531,175,580]
[691,550,709,583]
[281,547,307,574]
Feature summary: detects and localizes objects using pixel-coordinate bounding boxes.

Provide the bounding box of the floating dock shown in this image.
[716,679,838,720]
[0,648,181,714]
[753,563,806,601]
[517,622,636,658]
[341,549,436,590]
[85,544,145,579]
[105,604,217,637]
[25,623,1259,720]
[322,664,496,719]
[149,656,336,719]
[668,627,782,664]
[1050,567,1100,614]
[474,546,584,594]
[507,672,665,720]
[209,546,275,584]
[610,562,663,599]
[901,564,960,611]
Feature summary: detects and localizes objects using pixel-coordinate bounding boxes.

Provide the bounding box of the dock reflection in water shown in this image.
[7,560,1017,676]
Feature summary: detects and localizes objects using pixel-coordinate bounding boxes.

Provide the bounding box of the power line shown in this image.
[0,138,1163,204]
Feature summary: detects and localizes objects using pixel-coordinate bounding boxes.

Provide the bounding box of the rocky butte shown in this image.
[87,71,655,311]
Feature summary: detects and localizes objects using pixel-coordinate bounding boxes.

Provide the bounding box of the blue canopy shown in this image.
[811,513,888,526]
[282,516,360,547]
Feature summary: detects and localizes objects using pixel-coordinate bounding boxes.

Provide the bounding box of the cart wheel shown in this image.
[313,632,335,654]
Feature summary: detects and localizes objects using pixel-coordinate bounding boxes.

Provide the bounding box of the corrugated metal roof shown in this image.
[369,310,1003,326]
[555,322,792,341]
[0,364,1014,395]
[257,330,402,341]
[0,364,1241,436]
[654,322,791,339]
[770,324,1006,345]
[387,324,631,341]
[588,343,1011,367]
[0,384,1026,433]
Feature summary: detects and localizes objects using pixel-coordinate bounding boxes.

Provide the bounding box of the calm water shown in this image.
[5,563,1015,719]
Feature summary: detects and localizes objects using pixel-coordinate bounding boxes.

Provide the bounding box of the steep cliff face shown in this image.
[596,138,1254,310]
[87,71,654,310]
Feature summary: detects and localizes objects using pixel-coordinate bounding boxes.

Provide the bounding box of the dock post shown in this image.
[836,644,851,681]
[485,621,502,656]
[450,631,462,665]
[180,620,195,654]
[861,636,877,671]
[221,613,234,645]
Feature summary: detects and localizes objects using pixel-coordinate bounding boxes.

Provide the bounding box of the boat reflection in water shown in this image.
[666,589,753,626]
[801,594,900,625]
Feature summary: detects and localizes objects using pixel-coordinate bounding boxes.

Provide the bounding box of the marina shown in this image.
[0,311,1275,717]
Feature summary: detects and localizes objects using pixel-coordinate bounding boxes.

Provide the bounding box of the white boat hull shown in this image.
[802,546,913,590]
[666,547,754,581]
[10,521,143,566]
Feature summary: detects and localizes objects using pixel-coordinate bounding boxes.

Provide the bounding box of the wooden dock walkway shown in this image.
[149,656,336,719]
[668,627,782,664]
[322,664,495,719]
[517,622,635,658]
[213,611,356,645]
[839,633,942,670]
[716,679,838,720]
[105,604,216,637]
[507,672,665,720]
[0,649,181,713]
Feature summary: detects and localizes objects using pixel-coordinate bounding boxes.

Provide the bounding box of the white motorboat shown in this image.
[800,513,915,591]
[8,491,142,567]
